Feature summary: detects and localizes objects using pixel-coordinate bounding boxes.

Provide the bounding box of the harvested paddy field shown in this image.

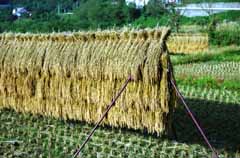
[175,61,240,81]
[1,46,240,158]
[1,84,240,157]
[0,35,239,158]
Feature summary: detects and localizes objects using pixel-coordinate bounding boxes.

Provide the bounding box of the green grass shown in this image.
[174,62,240,83]
[173,48,240,91]
[178,84,240,104]
[171,46,240,65]
[0,108,216,158]
[176,76,240,91]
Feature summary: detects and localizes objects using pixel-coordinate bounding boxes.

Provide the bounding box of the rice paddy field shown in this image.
[0,37,240,158]
[167,33,209,54]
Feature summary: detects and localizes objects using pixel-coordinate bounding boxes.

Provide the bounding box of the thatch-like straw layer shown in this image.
[0,28,176,135]
[167,33,208,54]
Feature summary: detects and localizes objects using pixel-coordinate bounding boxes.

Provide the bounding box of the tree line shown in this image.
[0,0,239,46]
[0,0,180,32]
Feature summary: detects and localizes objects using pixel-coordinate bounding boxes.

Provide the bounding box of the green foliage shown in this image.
[0,0,240,48]
[175,61,240,82]
[171,47,240,65]
[166,4,182,32]
[12,0,77,12]
[222,80,240,91]
[176,76,240,91]
[0,0,143,32]
[132,2,183,32]
[213,24,240,46]
[172,46,240,92]
[172,46,240,91]
[73,0,138,29]
[144,0,165,18]
[0,8,12,21]
[205,11,240,46]
[131,16,168,28]
[214,11,240,22]
[177,76,217,89]
[11,19,34,33]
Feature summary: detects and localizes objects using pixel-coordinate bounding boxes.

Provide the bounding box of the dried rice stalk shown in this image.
[0,28,176,136]
[167,33,209,54]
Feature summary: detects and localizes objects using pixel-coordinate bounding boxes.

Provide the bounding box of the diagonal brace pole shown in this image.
[170,78,219,158]
[73,76,133,158]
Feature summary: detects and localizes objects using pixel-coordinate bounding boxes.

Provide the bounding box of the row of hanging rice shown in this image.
[0,28,176,136]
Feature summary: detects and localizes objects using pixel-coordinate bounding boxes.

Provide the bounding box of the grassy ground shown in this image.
[0,46,240,158]
[0,108,217,158]
[1,88,239,158]
[170,46,240,65]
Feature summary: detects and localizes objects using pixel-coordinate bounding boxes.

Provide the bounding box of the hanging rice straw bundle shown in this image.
[167,33,209,54]
[0,28,176,136]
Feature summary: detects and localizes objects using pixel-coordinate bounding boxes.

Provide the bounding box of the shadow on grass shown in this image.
[173,98,240,152]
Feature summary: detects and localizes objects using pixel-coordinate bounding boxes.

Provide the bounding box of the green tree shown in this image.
[144,0,165,17]
[167,4,181,32]
[126,2,141,22]
[74,0,134,29]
